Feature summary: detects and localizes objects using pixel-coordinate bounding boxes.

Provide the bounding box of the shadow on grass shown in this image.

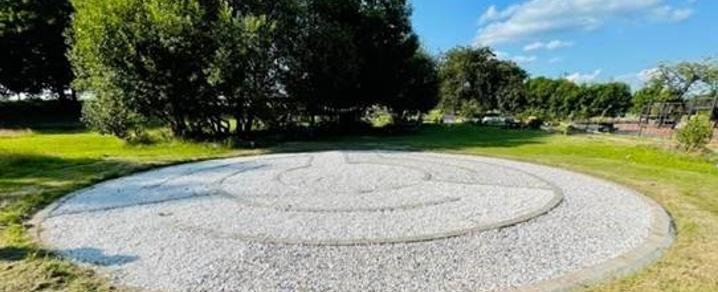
[0,122,86,135]
[272,124,551,154]
[0,245,137,268]
[0,152,147,224]
[0,246,33,261]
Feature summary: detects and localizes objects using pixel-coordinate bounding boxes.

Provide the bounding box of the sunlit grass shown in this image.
[1,125,717,291]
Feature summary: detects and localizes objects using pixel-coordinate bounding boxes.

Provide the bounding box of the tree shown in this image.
[651,59,718,101]
[584,82,632,117]
[356,0,421,113]
[524,77,632,120]
[551,79,583,118]
[207,0,300,135]
[386,50,439,123]
[631,81,676,113]
[287,0,426,125]
[438,46,527,117]
[493,60,528,113]
[438,47,494,114]
[72,0,222,137]
[72,0,432,139]
[525,77,560,117]
[286,0,364,123]
[0,0,74,99]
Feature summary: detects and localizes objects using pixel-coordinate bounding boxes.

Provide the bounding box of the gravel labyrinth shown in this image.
[34,151,673,291]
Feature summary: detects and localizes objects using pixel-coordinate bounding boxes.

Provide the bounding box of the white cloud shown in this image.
[565,69,602,83]
[650,5,693,22]
[637,67,660,82]
[548,57,563,64]
[475,0,694,45]
[523,40,574,51]
[479,5,520,24]
[615,67,660,88]
[496,51,538,64]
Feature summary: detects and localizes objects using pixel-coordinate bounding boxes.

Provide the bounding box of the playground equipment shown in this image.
[638,96,718,136]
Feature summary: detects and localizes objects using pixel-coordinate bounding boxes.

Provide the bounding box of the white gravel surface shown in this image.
[35,151,667,291]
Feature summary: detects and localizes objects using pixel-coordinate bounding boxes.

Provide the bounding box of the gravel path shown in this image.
[33,151,672,291]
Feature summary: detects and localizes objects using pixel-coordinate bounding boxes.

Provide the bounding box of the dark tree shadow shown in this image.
[269,124,551,154]
[0,246,34,261]
[0,152,146,216]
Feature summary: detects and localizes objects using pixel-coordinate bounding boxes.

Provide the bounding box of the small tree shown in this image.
[71,0,223,138]
[676,113,714,151]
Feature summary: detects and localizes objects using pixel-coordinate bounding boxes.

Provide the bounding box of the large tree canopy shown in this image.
[438,47,527,117]
[0,0,74,99]
[71,0,437,139]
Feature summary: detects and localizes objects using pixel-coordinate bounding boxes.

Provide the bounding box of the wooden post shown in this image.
[638,103,650,137]
[711,94,718,128]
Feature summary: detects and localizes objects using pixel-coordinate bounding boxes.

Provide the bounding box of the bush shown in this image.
[676,113,714,151]
[364,106,394,128]
[556,122,578,135]
[523,116,544,129]
[81,94,146,141]
[425,109,444,124]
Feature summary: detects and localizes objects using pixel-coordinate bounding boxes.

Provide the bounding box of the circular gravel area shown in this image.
[33,151,673,291]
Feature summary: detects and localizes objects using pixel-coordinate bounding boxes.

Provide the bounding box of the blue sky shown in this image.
[410,0,718,89]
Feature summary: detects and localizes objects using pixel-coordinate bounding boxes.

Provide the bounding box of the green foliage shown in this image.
[364,106,394,128]
[583,82,632,117]
[71,0,222,138]
[438,47,527,117]
[81,92,145,141]
[631,81,677,113]
[457,99,483,120]
[522,116,543,129]
[287,0,431,124]
[556,121,577,135]
[637,59,718,111]
[424,109,444,124]
[525,77,633,120]
[676,113,715,151]
[0,0,74,99]
[651,60,718,101]
[207,1,297,134]
[284,0,364,121]
[387,50,440,123]
[70,0,435,138]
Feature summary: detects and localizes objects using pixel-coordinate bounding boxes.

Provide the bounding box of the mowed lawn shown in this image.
[1,125,717,291]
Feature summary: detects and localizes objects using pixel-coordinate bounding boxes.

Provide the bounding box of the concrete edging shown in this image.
[512,177,675,292]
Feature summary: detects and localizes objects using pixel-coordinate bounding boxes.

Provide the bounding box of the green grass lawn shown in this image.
[1,125,717,291]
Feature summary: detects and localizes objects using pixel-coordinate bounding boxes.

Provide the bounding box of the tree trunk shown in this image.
[243,114,254,133]
[234,113,243,136]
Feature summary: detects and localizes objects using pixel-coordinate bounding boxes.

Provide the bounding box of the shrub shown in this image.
[523,116,544,129]
[676,113,714,151]
[425,109,444,124]
[364,106,394,128]
[556,122,578,135]
[81,93,146,141]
